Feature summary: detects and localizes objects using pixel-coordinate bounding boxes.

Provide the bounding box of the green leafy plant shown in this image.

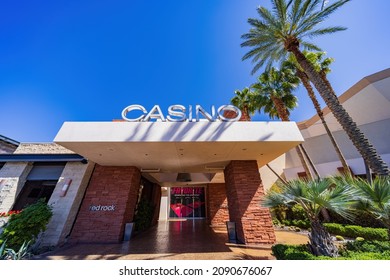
[263,178,356,257]
[271,244,315,260]
[344,240,390,253]
[133,199,154,232]
[324,223,388,241]
[272,242,390,260]
[0,240,7,260]
[335,235,345,241]
[5,241,31,260]
[0,199,52,250]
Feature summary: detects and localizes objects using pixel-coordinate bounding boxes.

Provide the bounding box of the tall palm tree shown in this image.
[230,88,258,121]
[241,0,389,176]
[252,66,315,180]
[263,178,356,257]
[284,52,350,174]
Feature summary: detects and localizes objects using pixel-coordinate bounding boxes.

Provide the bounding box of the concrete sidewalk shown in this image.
[38,220,309,260]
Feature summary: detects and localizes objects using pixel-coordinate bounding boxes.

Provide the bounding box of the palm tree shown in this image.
[230,88,258,121]
[284,52,350,174]
[341,176,390,239]
[241,0,389,176]
[262,178,356,256]
[252,66,315,180]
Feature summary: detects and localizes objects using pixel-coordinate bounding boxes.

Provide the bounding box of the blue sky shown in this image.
[0,0,389,142]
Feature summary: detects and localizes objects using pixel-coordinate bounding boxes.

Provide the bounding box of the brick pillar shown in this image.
[224,160,276,244]
[207,183,229,228]
[70,165,140,243]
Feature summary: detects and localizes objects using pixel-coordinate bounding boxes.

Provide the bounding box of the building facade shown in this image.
[284,68,390,179]
[0,114,304,247]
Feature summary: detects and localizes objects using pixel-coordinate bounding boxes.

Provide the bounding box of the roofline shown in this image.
[0,135,20,146]
[0,154,87,163]
[298,68,390,130]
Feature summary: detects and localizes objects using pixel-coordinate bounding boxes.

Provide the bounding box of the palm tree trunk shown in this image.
[271,96,313,180]
[289,45,389,176]
[309,218,338,257]
[299,143,320,179]
[242,106,251,121]
[266,164,288,185]
[297,70,350,174]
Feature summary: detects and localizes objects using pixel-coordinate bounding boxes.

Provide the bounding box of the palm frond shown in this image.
[241,0,349,75]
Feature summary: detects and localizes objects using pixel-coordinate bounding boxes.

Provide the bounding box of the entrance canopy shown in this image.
[55,121,303,176]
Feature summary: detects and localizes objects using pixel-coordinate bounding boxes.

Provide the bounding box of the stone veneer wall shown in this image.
[224,160,276,244]
[14,143,74,154]
[0,163,33,213]
[207,183,229,228]
[70,165,141,243]
[0,140,18,154]
[40,162,95,247]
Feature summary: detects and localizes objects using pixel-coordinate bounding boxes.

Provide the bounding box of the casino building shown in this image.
[0,105,303,247]
[2,68,388,249]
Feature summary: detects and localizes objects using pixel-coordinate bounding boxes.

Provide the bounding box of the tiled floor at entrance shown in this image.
[38,220,308,260]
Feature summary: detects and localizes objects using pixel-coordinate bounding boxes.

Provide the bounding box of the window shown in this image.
[12,180,57,210]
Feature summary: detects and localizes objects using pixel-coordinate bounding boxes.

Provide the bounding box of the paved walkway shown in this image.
[39,220,309,260]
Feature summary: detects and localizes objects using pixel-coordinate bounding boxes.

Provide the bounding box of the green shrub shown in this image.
[345,225,387,241]
[324,223,388,241]
[133,199,154,232]
[323,223,345,236]
[290,205,307,221]
[340,251,390,260]
[355,237,364,242]
[0,200,52,250]
[272,243,390,260]
[271,244,314,260]
[328,209,385,228]
[291,219,310,229]
[344,240,390,253]
[335,235,344,241]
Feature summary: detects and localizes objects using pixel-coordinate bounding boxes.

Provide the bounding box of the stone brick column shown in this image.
[0,162,33,213]
[207,183,229,228]
[224,160,276,244]
[40,162,95,247]
[70,165,141,243]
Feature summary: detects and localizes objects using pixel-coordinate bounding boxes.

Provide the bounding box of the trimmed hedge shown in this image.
[271,242,390,260]
[271,244,315,260]
[324,223,388,241]
[281,219,310,229]
[344,240,390,253]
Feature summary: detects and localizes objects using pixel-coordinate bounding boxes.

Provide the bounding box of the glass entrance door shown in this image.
[169,187,205,219]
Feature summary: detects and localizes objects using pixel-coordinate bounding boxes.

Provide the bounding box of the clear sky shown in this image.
[0,0,389,142]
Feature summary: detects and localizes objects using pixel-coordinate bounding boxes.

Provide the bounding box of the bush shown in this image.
[340,251,390,260]
[335,235,344,241]
[290,205,307,221]
[272,243,390,260]
[291,219,310,229]
[344,240,390,253]
[328,209,385,229]
[0,200,52,250]
[324,223,388,241]
[271,244,314,260]
[133,199,154,232]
